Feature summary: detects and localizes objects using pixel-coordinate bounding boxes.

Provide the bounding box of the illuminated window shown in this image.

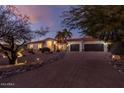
[46,40,52,48]
[38,43,42,49]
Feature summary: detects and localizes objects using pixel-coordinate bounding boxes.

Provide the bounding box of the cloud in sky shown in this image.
[16,5,54,27]
[15,5,80,39]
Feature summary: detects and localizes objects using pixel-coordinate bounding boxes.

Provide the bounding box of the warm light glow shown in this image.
[112,55,121,61]
[17,52,23,58]
[38,43,42,49]
[17,48,24,58]
[29,44,33,49]
[53,41,57,45]
[46,40,52,48]
[2,52,23,58]
[103,42,108,45]
[3,55,6,58]
[36,58,40,61]
[58,44,61,50]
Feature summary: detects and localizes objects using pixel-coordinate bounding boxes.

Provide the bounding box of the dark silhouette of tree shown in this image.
[0,5,32,64]
[55,29,72,43]
[35,27,49,39]
[55,31,64,44]
[63,28,72,42]
[62,6,124,43]
[55,29,72,51]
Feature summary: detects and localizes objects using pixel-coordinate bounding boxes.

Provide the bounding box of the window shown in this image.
[38,43,42,49]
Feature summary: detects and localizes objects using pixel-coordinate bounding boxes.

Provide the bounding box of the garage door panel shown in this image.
[70,44,80,51]
[84,44,104,51]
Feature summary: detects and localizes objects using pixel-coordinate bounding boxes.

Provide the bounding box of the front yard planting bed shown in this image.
[0,61,44,79]
[0,52,65,80]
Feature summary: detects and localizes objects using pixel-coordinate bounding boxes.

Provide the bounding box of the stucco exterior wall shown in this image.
[67,41,83,52]
[67,40,108,52]
[27,38,109,52]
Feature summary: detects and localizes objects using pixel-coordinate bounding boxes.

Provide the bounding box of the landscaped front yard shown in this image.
[0,52,65,80]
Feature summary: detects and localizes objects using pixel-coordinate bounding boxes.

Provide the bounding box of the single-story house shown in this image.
[27,36,110,52]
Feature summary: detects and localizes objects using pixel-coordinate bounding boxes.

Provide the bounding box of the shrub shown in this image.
[56,49,60,52]
[28,48,35,54]
[111,42,124,55]
[39,47,51,53]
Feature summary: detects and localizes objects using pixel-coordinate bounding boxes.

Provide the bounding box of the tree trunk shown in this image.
[9,57,17,64]
[11,51,17,64]
[7,51,17,65]
[8,58,17,65]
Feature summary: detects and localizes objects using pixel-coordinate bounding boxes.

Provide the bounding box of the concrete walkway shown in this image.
[1,52,124,88]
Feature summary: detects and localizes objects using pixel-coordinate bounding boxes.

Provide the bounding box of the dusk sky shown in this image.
[16,5,81,41]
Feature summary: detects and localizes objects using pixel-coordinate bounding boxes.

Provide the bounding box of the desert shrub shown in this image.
[56,49,60,52]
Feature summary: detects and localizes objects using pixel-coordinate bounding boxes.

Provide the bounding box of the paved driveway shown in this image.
[1,52,124,88]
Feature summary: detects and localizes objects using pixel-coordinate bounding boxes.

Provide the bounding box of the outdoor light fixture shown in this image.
[112,55,121,61]
[36,58,40,61]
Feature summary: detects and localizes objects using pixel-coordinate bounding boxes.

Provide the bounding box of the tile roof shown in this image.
[67,36,98,42]
[28,38,55,44]
[28,36,99,44]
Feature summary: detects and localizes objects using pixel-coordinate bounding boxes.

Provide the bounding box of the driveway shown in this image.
[1,52,124,88]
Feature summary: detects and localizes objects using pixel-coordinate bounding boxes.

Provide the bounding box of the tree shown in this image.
[55,31,64,44]
[35,27,49,40]
[55,29,72,43]
[62,6,124,43]
[63,28,72,41]
[0,6,32,64]
[55,29,72,51]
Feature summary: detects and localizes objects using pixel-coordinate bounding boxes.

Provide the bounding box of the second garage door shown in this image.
[84,44,104,51]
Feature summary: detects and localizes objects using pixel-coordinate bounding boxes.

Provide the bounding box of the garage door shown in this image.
[84,44,104,51]
[70,44,80,51]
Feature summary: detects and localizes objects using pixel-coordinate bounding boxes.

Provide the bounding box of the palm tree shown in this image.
[55,29,72,51]
[55,31,64,44]
[63,28,72,42]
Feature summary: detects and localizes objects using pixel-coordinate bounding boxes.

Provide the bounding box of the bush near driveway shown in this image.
[39,47,51,53]
[111,42,124,55]
[28,49,35,54]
